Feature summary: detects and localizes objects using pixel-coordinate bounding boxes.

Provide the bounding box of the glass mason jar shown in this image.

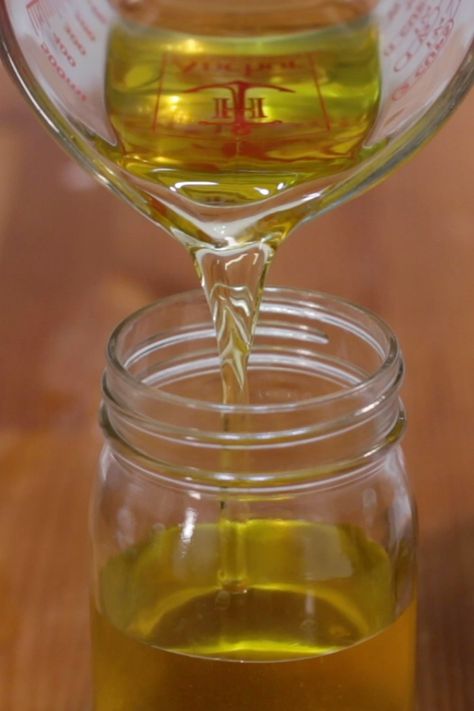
[90,288,417,711]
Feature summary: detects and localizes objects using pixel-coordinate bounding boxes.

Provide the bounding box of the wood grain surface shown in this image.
[0,63,473,710]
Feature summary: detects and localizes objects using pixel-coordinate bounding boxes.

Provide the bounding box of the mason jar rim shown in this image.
[106,286,400,416]
[101,287,405,485]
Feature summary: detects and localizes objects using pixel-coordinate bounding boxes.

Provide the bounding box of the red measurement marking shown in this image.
[40,41,86,101]
[65,23,86,56]
[391,0,460,101]
[26,0,55,35]
[384,106,407,128]
[53,32,76,67]
[307,54,332,132]
[75,11,96,42]
[87,0,107,25]
[152,52,169,131]
[184,81,294,137]
[387,1,404,23]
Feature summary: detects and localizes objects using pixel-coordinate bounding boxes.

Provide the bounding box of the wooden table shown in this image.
[0,63,473,710]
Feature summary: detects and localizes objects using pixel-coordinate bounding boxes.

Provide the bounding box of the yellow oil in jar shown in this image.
[92,519,416,710]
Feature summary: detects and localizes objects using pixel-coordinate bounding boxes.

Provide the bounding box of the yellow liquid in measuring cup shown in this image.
[98,12,382,401]
[92,520,416,710]
[101,16,381,206]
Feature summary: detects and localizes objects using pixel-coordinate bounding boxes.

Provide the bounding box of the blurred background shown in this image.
[0,61,473,708]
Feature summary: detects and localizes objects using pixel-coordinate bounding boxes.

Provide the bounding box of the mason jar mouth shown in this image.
[102,288,404,484]
[106,288,400,413]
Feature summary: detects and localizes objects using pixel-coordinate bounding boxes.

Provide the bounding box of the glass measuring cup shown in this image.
[0,0,472,251]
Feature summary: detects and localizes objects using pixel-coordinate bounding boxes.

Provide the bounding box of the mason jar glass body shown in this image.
[90,288,417,711]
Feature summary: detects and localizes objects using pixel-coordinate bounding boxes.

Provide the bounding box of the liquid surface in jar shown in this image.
[92,519,416,710]
[100,16,381,207]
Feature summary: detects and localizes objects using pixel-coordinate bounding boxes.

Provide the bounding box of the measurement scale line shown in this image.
[26,0,55,33]
[152,51,169,131]
[308,53,332,132]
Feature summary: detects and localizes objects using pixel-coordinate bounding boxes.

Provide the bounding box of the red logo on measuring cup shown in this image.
[184,80,294,136]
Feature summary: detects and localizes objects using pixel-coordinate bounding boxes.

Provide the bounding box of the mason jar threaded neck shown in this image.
[101,288,404,487]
